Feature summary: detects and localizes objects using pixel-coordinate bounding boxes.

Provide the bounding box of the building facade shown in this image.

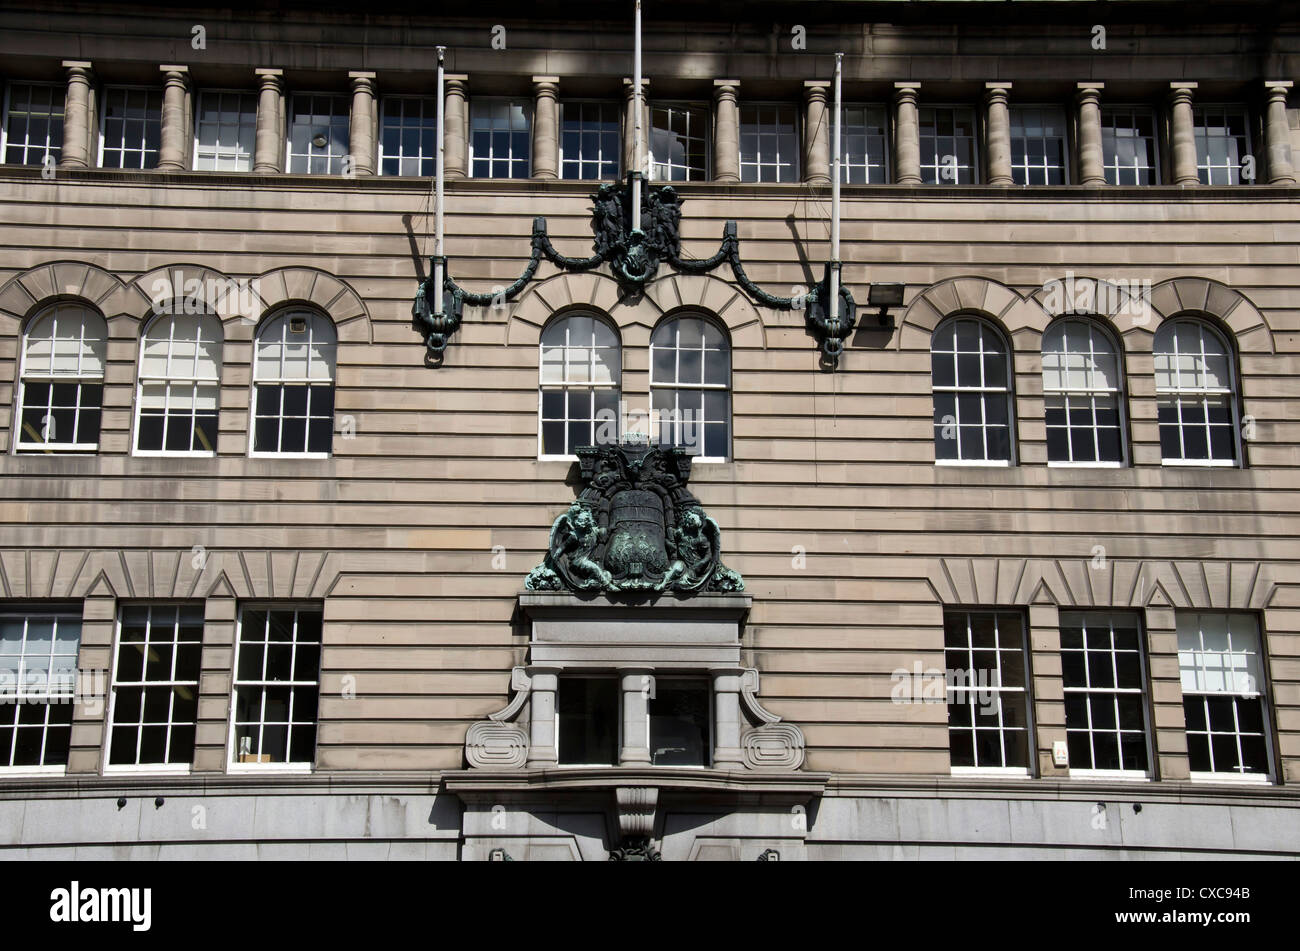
[1,0,1299,859]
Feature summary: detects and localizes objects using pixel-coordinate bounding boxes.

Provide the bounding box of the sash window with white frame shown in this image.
[106,604,202,769]
[1060,611,1151,775]
[2,81,64,166]
[194,90,256,171]
[134,312,222,455]
[918,106,978,184]
[99,86,161,169]
[1194,106,1252,185]
[1042,319,1126,465]
[287,94,350,174]
[230,605,322,768]
[945,610,1032,772]
[931,316,1014,464]
[379,96,438,176]
[16,303,106,453]
[1100,107,1159,185]
[560,101,620,180]
[469,99,531,179]
[1177,612,1272,779]
[252,311,336,457]
[840,105,889,184]
[1153,319,1239,465]
[649,315,730,462]
[739,104,799,182]
[1009,105,1069,185]
[650,103,708,181]
[539,313,620,459]
[0,606,80,770]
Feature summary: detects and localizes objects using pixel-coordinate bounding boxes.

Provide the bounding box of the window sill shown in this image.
[103,763,192,776]
[1187,771,1271,785]
[1160,459,1239,468]
[1047,461,1124,469]
[935,459,1012,467]
[14,445,101,455]
[0,765,67,777]
[133,450,216,459]
[248,452,332,460]
[226,762,315,775]
[1068,769,1151,781]
[949,766,1030,777]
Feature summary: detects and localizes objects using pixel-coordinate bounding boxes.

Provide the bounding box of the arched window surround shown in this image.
[537,309,622,461]
[1041,316,1130,468]
[249,308,338,459]
[930,313,1017,466]
[132,309,224,457]
[648,311,732,464]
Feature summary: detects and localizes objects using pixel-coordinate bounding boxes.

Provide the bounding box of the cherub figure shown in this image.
[525,503,611,591]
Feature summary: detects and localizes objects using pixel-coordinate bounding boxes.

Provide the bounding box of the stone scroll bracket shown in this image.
[739,668,806,771]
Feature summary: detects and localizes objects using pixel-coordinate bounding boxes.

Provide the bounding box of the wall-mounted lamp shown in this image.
[310,133,328,149]
[757,848,781,861]
[867,283,905,328]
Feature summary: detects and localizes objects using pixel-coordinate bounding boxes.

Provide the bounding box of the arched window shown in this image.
[15,303,106,452]
[649,314,730,462]
[135,312,222,455]
[1042,319,1126,465]
[1153,318,1239,465]
[931,316,1014,463]
[252,310,337,456]
[539,312,620,458]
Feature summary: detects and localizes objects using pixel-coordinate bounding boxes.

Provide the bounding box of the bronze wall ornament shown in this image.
[412,172,857,366]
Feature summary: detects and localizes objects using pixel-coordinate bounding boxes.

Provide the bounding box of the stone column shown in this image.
[1265,80,1297,185]
[347,71,377,176]
[444,75,469,178]
[532,75,560,180]
[712,79,740,183]
[59,61,94,169]
[893,82,921,184]
[619,669,652,766]
[711,669,745,769]
[157,65,190,171]
[622,77,649,177]
[525,668,559,767]
[984,81,1013,185]
[1168,82,1200,185]
[802,80,830,185]
[1076,82,1106,186]
[253,68,284,174]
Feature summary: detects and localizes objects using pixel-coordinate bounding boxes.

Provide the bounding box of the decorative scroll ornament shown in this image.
[412,173,857,366]
[524,439,744,595]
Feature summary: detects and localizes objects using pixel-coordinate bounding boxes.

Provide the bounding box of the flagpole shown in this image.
[632,0,642,232]
[434,46,446,314]
[829,52,842,321]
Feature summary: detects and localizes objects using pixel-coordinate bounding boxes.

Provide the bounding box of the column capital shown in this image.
[62,60,93,72]
[533,75,560,85]
[803,79,829,90]
[254,67,284,78]
[1265,79,1294,97]
[445,73,468,83]
[713,78,740,89]
[984,81,1012,101]
[254,68,284,92]
[1076,81,1104,99]
[893,81,921,90]
[347,70,376,79]
[1168,81,1198,100]
[623,77,649,92]
[159,64,190,75]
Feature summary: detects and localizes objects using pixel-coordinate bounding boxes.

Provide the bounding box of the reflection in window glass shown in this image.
[253,311,337,456]
[739,104,798,183]
[1042,320,1125,464]
[1009,106,1068,185]
[108,604,203,767]
[17,304,106,452]
[0,607,80,768]
[561,102,619,180]
[232,606,322,766]
[1153,320,1238,464]
[650,103,708,181]
[1194,106,1251,185]
[1177,612,1270,776]
[945,611,1031,769]
[539,313,620,457]
[919,106,977,184]
[136,313,222,455]
[1060,611,1149,772]
[100,87,161,169]
[470,100,530,178]
[1101,107,1158,185]
[649,315,730,461]
[558,676,618,766]
[931,317,1013,463]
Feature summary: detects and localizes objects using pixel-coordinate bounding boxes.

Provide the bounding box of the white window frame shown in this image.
[931,316,1016,466]
[0,605,80,775]
[649,102,709,182]
[839,104,890,184]
[559,100,621,181]
[1178,612,1274,783]
[1193,104,1253,186]
[649,314,731,464]
[285,92,351,175]
[13,303,107,454]
[468,98,532,179]
[918,104,979,184]
[227,602,323,774]
[378,95,438,177]
[192,88,257,172]
[738,102,800,183]
[132,311,223,458]
[249,310,337,460]
[97,84,162,170]
[1042,319,1128,468]
[1008,104,1070,185]
[1154,318,1241,467]
[537,312,621,462]
[1100,105,1160,186]
[1,80,65,167]
[944,610,1034,776]
[103,603,203,774]
[1060,611,1153,778]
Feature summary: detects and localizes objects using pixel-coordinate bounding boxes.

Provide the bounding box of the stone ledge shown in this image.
[442,765,829,798]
